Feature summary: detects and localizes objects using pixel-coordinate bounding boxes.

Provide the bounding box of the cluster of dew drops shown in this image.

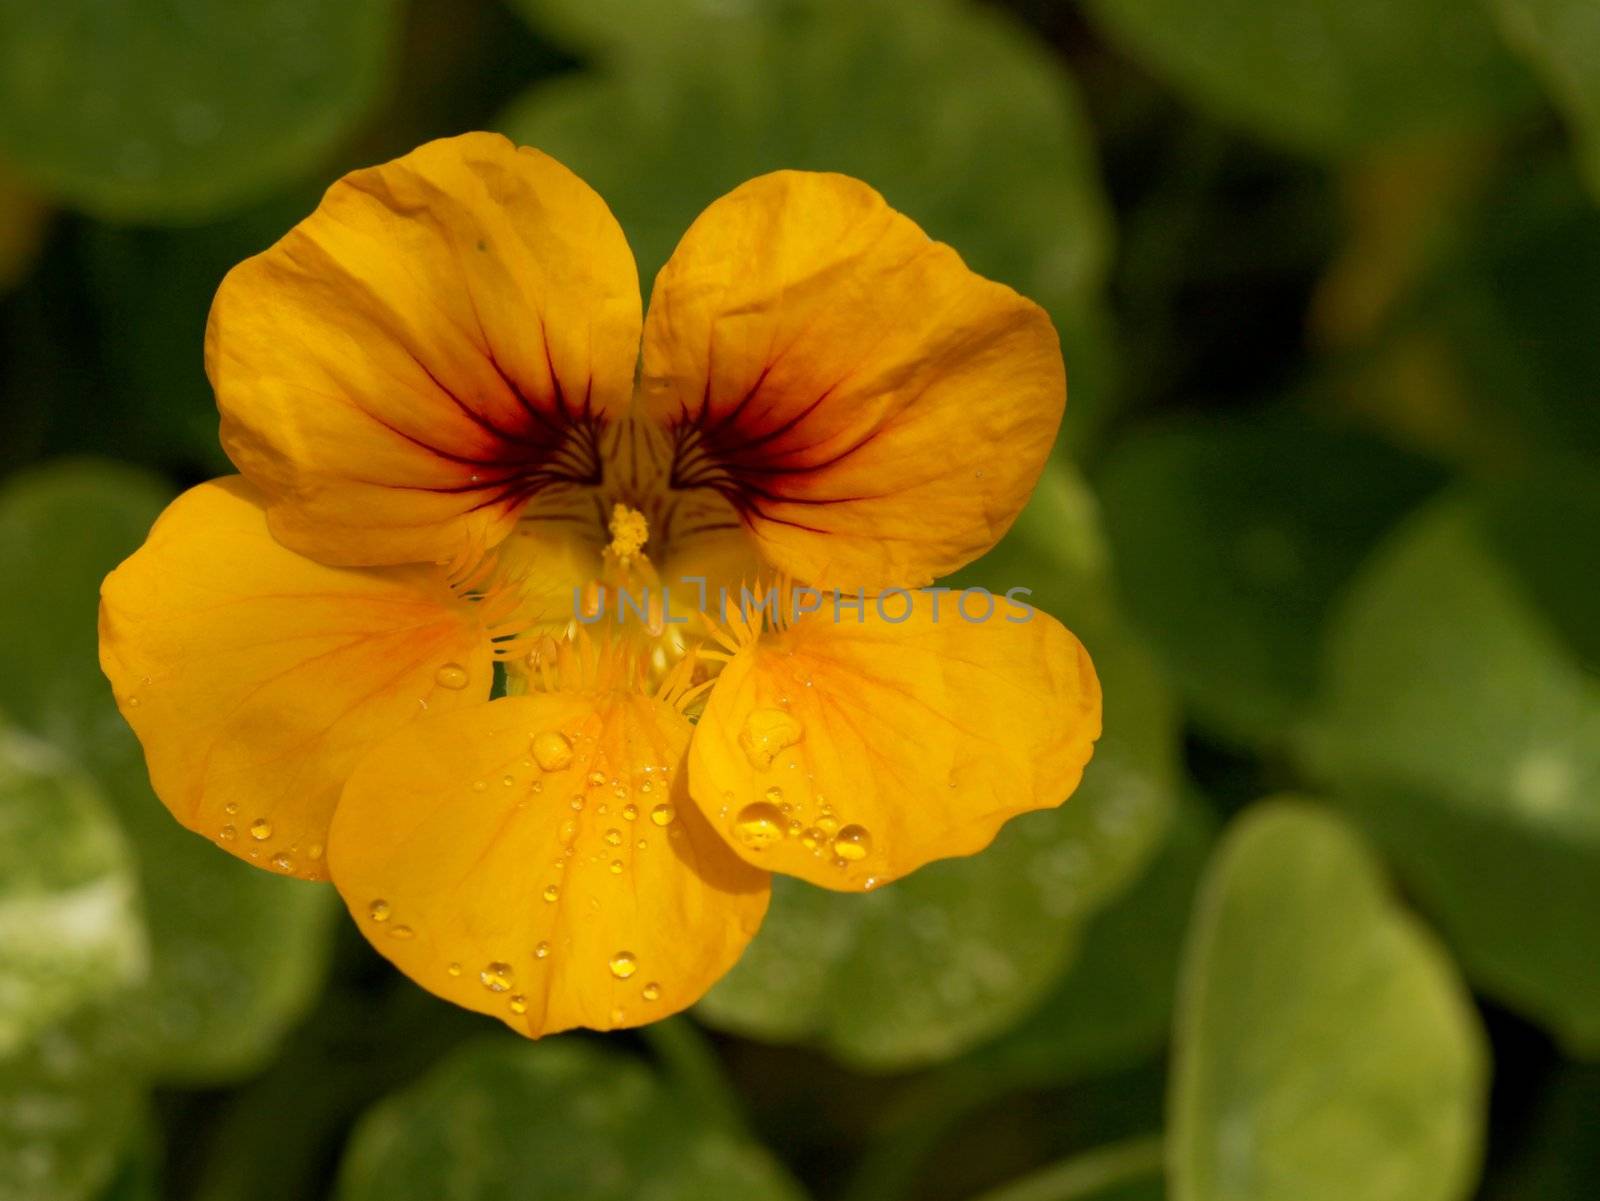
[726,705,875,873]
[368,675,684,1025]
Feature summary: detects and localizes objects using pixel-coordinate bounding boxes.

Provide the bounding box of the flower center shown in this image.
[605,504,650,567]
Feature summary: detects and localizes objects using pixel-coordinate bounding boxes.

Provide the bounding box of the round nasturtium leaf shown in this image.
[1170,802,1488,1201]
[1081,0,1538,157]
[1301,488,1600,1053]
[0,1017,145,1201]
[500,0,1119,449]
[1097,415,1444,747]
[698,462,1182,1069]
[0,462,338,1081]
[0,734,146,1059]
[0,0,399,221]
[335,1038,805,1201]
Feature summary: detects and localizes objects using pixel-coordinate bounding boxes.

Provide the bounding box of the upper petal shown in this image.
[687,589,1101,890]
[640,171,1065,591]
[98,477,491,879]
[207,132,641,568]
[327,692,769,1036]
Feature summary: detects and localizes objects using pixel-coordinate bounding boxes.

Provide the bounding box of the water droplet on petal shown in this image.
[435,663,470,690]
[833,825,872,861]
[480,962,513,992]
[604,828,622,846]
[543,884,560,903]
[535,941,551,959]
[558,818,578,845]
[609,951,638,979]
[733,802,785,850]
[249,818,272,841]
[532,731,573,771]
[224,801,239,815]
[389,924,414,939]
[740,707,804,768]
[642,981,662,1002]
[369,899,391,922]
[587,770,606,787]
[650,803,676,827]
[609,859,624,874]
[764,786,784,806]
[307,843,324,861]
[509,994,528,1015]
[447,962,462,976]
[622,804,638,821]
[271,852,294,871]
[219,825,237,841]
[472,780,488,792]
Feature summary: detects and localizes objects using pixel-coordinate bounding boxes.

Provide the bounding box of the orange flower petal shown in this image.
[688,589,1101,890]
[208,132,641,568]
[327,692,769,1036]
[640,171,1065,591]
[98,477,491,879]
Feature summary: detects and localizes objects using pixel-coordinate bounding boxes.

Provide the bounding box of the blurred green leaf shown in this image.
[975,796,1213,1086]
[0,166,49,295]
[335,1036,806,1201]
[0,0,398,221]
[0,461,336,1081]
[698,463,1180,1069]
[1097,415,1444,745]
[1491,0,1600,200]
[1171,802,1487,1201]
[0,733,145,1059]
[501,0,1118,448]
[1081,0,1536,156]
[1301,489,1600,1052]
[0,1017,144,1201]
[0,461,169,752]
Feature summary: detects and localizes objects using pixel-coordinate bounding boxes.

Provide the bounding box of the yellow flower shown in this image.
[98,133,1101,1037]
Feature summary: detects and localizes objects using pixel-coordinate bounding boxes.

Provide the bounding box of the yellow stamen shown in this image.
[606,504,649,566]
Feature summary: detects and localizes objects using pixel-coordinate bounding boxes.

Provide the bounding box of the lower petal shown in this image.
[327,692,769,1036]
[688,589,1101,890]
[98,477,491,879]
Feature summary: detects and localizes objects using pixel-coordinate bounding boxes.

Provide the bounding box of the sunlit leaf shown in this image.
[0,733,145,1059]
[1171,802,1487,1201]
[699,463,1181,1068]
[1301,489,1600,1052]
[1081,0,1537,156]
[1491,0,1600,201]
[335,1037,806,1201]
[0,0,399,221]
[501,0,1118,448]
[0,1017,144,1201]
[0,462,337,1081]
[1097,416,1444,745]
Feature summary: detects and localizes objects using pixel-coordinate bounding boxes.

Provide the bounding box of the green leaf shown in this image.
[1491,0,1600,201]
[0,1017,145,1201]
[1097,416,1443,745]
[335,1036,806,1201]
[1170,802,1487,1201]
[0,733,145,1059]
[0,0,399,221]
[698,463,1181,1069]
[500,0,1118,448]
[0,462,337,1081]
[976,797,1214,1086]
[1300,490,1600,1052]
[1081,0,1537,156]
[0,461,170,753]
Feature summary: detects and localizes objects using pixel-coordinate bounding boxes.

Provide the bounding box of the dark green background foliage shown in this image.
[0,0,1595,1197]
